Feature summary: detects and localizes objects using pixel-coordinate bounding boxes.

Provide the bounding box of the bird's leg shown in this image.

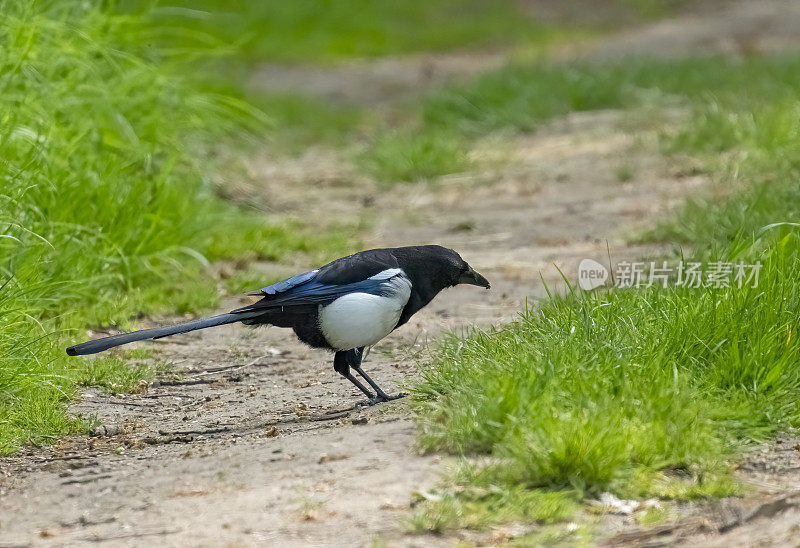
[333,350,375,400]
[346,348,406,404]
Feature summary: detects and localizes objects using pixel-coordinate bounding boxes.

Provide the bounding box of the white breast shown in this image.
[318,269,412,350]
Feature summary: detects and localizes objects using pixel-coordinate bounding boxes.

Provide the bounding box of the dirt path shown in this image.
[0,110,696,546]
[249,0,800,105]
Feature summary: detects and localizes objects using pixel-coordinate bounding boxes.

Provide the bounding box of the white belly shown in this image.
[318,274,411,350]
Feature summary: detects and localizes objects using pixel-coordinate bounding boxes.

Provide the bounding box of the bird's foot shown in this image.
[362,392,407,406]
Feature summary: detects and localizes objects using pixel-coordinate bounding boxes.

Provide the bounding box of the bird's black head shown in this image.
[444,249,491,289]
[394,245,490,291]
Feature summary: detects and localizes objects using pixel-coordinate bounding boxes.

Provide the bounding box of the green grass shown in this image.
[417,254,793,487]
[0,285,76,454]
[655,102,800,247]
[252,93,365,153]
[409,482,578,534]
[421,55,800,136]
[363,55,800,181]
[413,231,799,534]
[73,349,174,395]
[0,2,349,453]
[124,0,570,65]
[359,131,471,183]
[411,53,800,533]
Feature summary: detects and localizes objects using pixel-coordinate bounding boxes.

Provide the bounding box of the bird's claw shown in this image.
[361,392,407,406]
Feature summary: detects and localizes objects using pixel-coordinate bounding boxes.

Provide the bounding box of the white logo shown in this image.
[578,259,609,291]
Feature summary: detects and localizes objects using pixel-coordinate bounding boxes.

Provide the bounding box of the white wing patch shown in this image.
[318,269,412,350]
[368,268,403,281]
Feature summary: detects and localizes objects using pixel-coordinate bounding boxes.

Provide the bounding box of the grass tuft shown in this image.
[359,131,470,183]
[72,350,174,395]
[409,484,577,534]
[413,230,798,530]
[0,1,344,453]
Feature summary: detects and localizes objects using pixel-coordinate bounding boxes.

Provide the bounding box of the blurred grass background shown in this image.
[122,0,565,63]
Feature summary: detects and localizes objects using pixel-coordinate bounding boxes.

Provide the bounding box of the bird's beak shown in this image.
[458,267,490,289]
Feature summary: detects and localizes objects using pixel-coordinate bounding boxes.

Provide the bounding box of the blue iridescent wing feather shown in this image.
[236,270,403,314]
[249,270,319,296]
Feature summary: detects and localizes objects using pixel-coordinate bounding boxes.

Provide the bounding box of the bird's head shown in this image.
[403,245,490,290]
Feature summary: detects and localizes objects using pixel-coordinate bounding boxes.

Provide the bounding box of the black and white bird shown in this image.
[67,245,490,404]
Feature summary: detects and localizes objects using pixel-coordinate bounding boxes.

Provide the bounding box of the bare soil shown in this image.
[4,2,800,546]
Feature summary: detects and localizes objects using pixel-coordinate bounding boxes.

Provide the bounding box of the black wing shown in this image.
[235,249,406,315]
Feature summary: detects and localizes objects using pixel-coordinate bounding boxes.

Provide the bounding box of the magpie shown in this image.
[66,245,490,404]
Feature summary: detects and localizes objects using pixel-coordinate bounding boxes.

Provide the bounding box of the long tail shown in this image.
[66,310,262,356]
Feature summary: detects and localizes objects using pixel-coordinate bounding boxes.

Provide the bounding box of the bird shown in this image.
[67,245,490,404]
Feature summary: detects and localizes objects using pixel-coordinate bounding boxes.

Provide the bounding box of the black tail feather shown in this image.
[66,311,260,356]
